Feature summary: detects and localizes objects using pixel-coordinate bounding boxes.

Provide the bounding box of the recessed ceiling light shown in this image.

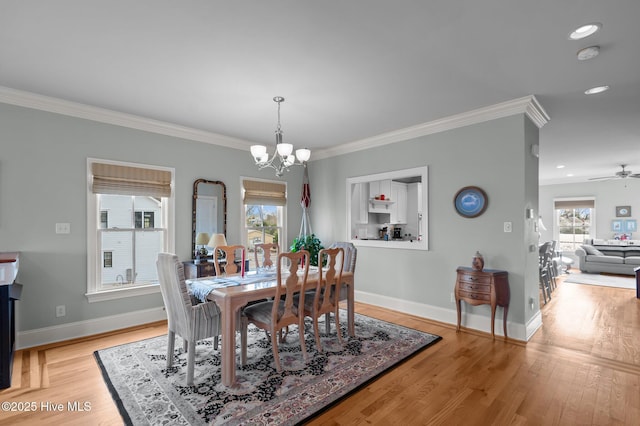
[577,45,600,60]
[557,165,566,169]
[567,173,574,177]
[569,22,602,40]
[585,85,610,95]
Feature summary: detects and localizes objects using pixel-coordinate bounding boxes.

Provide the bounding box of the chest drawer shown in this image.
[458,273,492,285]
[458,281,491,294]
[458,290,491,302]
[183,261,216,279]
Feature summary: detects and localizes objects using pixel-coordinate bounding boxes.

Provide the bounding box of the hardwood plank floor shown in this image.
[1,276,639,425]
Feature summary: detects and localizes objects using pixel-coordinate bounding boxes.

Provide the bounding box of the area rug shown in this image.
[564,273,636,289]
[94,311,441,425]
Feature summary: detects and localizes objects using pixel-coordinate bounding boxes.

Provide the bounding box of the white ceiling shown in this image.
[1,1,639,185]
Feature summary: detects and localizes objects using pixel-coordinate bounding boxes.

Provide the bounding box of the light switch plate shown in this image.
[504,222,512,232]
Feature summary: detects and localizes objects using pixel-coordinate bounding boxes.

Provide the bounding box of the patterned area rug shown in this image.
[95,311,441,425]
[564,273,636,289]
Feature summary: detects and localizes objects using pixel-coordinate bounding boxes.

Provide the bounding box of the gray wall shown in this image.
[1,101,539,339]
[309,115,540,329]
[0,102,302,331]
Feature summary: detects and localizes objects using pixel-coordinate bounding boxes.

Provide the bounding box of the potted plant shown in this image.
[290,234,324,267]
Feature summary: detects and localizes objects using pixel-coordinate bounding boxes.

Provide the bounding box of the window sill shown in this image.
[86,283,161,303]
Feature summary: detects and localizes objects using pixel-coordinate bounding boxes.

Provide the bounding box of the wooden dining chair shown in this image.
[327,242,356,334]
[241,250,310,372]
[301,247,345,352]
[156,253,221,386]
[254,243,279,270]
[213,245,246,276]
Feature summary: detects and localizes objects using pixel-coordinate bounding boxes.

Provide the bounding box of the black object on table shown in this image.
[1,281,22,389]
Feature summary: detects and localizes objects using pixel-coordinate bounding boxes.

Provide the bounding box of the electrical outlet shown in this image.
[55,223,71,234]
[503,221,512,233]
[56,305,66,317]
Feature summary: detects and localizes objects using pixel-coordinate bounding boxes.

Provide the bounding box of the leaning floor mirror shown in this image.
[192,179,227,261]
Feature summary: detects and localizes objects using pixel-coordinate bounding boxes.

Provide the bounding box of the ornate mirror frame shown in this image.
[192,179,227,259]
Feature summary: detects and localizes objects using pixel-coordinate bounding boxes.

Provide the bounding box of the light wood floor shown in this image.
[1,276,639,425]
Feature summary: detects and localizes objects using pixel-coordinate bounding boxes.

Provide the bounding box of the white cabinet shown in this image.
[390,181,408,224]
[351,182,368,224]
[368,180,393,213]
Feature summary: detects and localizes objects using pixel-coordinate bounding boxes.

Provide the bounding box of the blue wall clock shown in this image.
[454,186,488,218]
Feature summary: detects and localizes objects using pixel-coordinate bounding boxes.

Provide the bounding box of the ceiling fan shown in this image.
[589,164,640,181]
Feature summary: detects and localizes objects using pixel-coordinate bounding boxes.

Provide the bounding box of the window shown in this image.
[87,159,175,302]
[100,211,108,229]
[103,251,113,268]
[554,198,595,253]
[241,178,286,271]
[135,211,155,228]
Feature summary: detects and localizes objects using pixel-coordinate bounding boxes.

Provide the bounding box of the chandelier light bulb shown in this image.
[277,143,293,157]
[284,155,295,166]
[251,145,267,159]
[295,148,311,162]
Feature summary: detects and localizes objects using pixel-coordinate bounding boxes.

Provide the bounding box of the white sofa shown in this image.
[575,243,640,275]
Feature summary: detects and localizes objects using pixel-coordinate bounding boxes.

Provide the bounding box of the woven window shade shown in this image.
[243,180,286,206]
[92,163,172,197]
[554,199,595,209]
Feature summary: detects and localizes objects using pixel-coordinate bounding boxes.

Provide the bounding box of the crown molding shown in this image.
[313,95,550,160]
[0,86,253,150]
[1,87,548,161]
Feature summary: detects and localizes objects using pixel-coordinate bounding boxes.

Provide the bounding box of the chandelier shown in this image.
[250,96,311,177]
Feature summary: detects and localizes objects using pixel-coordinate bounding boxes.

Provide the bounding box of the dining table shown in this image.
[187,267,355,387]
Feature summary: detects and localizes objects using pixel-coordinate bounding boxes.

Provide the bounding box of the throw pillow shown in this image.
[582,245,603,256]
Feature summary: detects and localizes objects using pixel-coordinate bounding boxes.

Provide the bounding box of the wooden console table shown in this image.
[455,266,510,339]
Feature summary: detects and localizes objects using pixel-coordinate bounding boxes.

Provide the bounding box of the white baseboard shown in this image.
[16,293,536,349]
[525,310,543,340]
[16,307,167,350]
[355,290,530,341]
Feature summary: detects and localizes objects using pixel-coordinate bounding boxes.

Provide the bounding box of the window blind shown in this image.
[91,162,172,197]
[554,199,595,209]
[243,180,286,206]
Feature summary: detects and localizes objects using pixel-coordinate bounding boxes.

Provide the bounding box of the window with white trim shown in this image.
[554,198,595,253]
[87,159,175,302]
[241,178,286,271]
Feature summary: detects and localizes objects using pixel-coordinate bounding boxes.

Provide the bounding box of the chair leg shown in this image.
[538,271,547,305]
[240,316,248,367]
[166,330,175,368]
[186,340,196,386]
[299,319,309,362]
[313,315,323,353]
[334,309,343,345]
[324,312,331,335]
[213,336,219,351]
[271,329,282,372]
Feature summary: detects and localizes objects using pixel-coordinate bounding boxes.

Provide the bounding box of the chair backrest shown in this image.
[314,247,345,314]
[213,245,246,276]
[273,250,310,326]
[156,253,193,336]
[539,242,552,267]
[329,241,357,273]
[254,243,279,269]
